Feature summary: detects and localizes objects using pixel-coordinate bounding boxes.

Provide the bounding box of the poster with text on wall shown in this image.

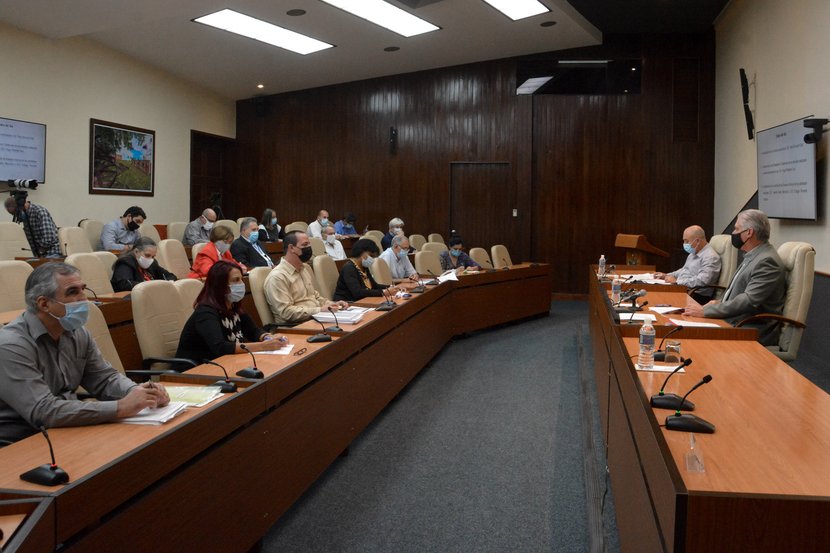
[89,119,154,196]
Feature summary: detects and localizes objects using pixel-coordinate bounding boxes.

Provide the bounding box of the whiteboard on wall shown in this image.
[0,116,47,183]
[756,117,817,220]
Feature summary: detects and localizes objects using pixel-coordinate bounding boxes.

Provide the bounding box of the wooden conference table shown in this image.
[0,263,552,552]
[588,267,830,553]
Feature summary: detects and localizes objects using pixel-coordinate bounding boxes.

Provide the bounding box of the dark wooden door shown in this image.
[190,131,235,221]
[449,162,516,258]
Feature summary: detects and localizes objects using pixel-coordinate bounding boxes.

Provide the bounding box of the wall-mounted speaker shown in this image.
[739,68,754,140]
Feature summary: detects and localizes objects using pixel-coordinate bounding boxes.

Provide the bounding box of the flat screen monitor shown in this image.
[756,116,817,220]
[0,116,47,183]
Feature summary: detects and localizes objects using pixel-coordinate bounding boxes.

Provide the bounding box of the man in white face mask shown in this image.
[323,225,347,261]
[307,209,330,240]
[655,225,721,303]
[0,263,170,445]
[183,208,217,246]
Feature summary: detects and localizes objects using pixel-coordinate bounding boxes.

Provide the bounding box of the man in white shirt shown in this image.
[323,226,347,261]
[379,234,419,282]
[307,209,330,239]
[655,225,721,303]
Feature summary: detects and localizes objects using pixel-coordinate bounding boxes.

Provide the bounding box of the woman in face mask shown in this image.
[333,239,391,302]
[175,261,288,368]
[111,237,177,292]
[258,208,285,242]
[439,236,481,273]
[188,225,246,279]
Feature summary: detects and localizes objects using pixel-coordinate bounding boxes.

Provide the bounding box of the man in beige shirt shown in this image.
[264,230,347,325]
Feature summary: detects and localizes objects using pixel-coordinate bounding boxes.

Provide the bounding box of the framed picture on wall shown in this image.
[89,119,155,196]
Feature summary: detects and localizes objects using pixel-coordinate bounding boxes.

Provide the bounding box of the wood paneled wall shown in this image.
[230,33,715,293]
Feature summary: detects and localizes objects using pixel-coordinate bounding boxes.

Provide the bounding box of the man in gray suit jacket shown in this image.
[684,209,786,346]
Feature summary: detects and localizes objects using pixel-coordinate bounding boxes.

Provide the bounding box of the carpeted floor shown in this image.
[263,301,620,553]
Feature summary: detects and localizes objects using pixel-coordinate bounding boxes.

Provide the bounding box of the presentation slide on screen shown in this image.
[756,118,817,220]
[0,116,46,182]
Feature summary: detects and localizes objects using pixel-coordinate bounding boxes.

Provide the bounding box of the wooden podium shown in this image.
[614,233,668,265]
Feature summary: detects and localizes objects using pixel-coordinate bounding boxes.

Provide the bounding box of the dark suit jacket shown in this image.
[111,255,177,292]
[704,242,786,345]
[230,237,273,269]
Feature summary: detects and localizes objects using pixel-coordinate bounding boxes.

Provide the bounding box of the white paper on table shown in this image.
[437,270,459,283]
[635,364,688,373]
[623,313,656,323]
[253,344,295,355]
[119,402,188,425]
[668,318,721,328]
[649,306,684,315]
[618,273,655,280]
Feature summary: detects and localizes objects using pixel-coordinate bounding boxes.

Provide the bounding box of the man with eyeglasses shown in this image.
[655,225,721,304]
[182,208,216,246]
[683,209,786,345]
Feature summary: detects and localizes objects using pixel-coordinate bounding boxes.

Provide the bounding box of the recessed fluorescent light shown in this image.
[517,76,553,95]
[481,0,549,21]
[558,60,609,65]
[193,9,333,55]
[319,0,439,37]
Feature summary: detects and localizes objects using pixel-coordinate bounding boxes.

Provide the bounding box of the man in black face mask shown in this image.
[263,230,347,326]
[99,206,146,251]
[683,209,786,345]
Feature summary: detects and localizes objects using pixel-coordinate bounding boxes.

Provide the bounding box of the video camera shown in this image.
[5,180,38,224]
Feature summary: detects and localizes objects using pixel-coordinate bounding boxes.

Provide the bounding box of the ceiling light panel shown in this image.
[516,76,553,95]
[481,0,550,21]
[193,9,334,55]
[319,0,439,37]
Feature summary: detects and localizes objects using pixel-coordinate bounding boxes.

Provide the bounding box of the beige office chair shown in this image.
[0,260,32,311]
[138,222,161,244]
[248,266,275,326]
[174,278,203,316]
[422,242,448,255]
[91,251,118,279]
[216,219,240,238]
[736,242,815,361]
[78,219,105,251]
[469,247,494,269]
[59,226,93,256]
[312,254,339,300]
[370,256,393,286]
[167,222,188,243]
[409,234,427,251]
[361,233,383,252]
[285,221,308,234]
[491,245,513,269]
[131,280,193,370]
[236,217,257,229]
[694,234,738,300]
[85,302,125,374]
[191,242,209,260]
[309,236,326,258]
[415,250,443,277]
[0,222,30,260]
[65,252,115,295]
[427,233,445,245]
[157,239,192,279]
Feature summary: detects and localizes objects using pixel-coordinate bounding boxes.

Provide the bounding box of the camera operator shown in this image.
[4,192,61,257]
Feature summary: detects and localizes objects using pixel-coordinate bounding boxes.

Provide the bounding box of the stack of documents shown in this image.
[437,270,459,283]
[313,306,368,325]
[164,386,224,407]
[618,273,671,285]
[119,402,188,425]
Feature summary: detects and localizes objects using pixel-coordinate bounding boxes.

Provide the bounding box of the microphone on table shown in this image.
[629,289,647,310]
[326,306,343,332]
[410,274,425,293]
[237,343,264,379]
[20,426,70,486]
[376,288,397,312]
[501,258,510,270]
[665,375,715,433]
[201,359,237,393]
[627,301,648,323]
[426,269,440,285]
[654,325,685,362]
[84,287,99,300]
[650,358,694,410]
[307,318,332,343]
[614,286,641,305]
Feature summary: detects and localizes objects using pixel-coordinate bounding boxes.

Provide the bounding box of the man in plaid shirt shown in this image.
[4,196,61,257]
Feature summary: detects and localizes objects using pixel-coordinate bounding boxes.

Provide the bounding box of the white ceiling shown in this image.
[0,0,601,100]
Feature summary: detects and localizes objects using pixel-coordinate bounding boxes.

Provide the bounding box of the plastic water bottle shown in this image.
[598,254,606,278]
[638,322,655,370]
[611,278,622,303]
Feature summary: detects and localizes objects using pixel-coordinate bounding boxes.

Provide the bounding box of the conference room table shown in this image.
[0,262,552,552]
[588,266,830,553]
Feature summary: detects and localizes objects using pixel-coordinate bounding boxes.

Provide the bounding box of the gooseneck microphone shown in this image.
[307,318,332,343]
[627,301,648,323]
[665,375,715,433]
[426,269,440,285]
[237,344,264,379]
[376,288,397,311]
[326,306,343,332]
[650,359,694,410]
[201,359,238,393]
[654,325,685,361]
[84,287,99,300]
[20,426,70,486]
